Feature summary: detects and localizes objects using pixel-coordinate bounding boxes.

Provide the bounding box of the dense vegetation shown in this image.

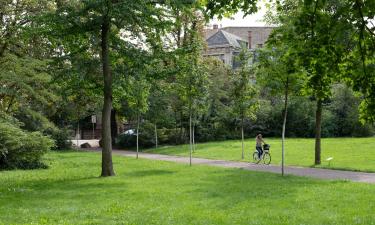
[1,0,374,173]
[1,151,375,224]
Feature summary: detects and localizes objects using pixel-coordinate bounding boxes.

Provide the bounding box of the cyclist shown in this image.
[255,134,266,159]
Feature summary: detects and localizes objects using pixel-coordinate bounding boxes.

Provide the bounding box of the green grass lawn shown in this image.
[144,137,375,172]
[1,151,375,225]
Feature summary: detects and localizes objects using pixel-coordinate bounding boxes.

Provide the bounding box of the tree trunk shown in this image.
[241,118,244,160]
[281,80,289,176]
[100,16,115,177]
[189,110,192,166]
[136,112,140,159]
[76,122,80,148]
[192,124,195,152]
[154,123,158,149]
[110,109,118,145]
[174,110,178,144]
[315,98,322,165]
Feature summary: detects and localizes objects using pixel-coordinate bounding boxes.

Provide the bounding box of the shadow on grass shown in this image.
[127,169,175,177]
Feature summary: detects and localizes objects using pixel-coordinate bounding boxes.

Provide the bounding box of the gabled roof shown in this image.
[206,30,247,48]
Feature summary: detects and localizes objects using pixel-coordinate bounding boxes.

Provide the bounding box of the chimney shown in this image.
[213,24,219,30]
[248,31,252,49]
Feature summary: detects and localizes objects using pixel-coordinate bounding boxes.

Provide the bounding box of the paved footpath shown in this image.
[88,149,375,184]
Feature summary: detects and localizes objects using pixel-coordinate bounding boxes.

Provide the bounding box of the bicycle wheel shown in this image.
[253,152,261,164]
[263,152,271,165]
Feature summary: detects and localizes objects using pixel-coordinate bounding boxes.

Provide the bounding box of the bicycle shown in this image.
[252,144,271,165]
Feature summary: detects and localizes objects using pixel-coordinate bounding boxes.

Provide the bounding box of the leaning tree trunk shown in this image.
[154,123,158,149]
[315,98,323,165]
[241,117,244,160]
[136,112,140,159]
[100,16,115,177]
[189,109,192,166]
[281,80,289,176]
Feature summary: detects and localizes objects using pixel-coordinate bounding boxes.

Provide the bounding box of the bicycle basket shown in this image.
[263,144,270,150]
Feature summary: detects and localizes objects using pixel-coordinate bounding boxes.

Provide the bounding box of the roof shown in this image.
[206,30,247,48]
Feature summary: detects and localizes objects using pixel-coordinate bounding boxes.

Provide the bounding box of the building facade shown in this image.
[204,25,274,68]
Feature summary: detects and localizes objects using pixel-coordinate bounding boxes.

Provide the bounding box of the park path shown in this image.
[88,149,375,184]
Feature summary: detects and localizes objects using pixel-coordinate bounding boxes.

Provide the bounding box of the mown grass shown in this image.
[144,137,375,172]
[1,151,375,225]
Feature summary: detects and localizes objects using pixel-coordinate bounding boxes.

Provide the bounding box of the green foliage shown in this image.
[231,48,259,122]
[116,121,175,148]
[0,120,54,170]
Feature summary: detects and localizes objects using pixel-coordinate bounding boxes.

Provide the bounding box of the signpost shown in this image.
[91,115,96,139]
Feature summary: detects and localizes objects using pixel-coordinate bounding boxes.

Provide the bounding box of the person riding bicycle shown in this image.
[255,134,266,159]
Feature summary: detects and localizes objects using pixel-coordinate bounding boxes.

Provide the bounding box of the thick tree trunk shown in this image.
[136,112,140,159]
[189,110,192,166]
[241,118,244,160]
[100,16,115,177]
[155,123,158,149]
[315,98,322,165]
[110,109,118,144]
[281,80,289,176]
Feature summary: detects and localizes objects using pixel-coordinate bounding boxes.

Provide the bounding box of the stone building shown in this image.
[204,25,274,68]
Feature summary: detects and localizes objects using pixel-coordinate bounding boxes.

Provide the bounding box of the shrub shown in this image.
[48,128,73,150]
[0,121,54,170]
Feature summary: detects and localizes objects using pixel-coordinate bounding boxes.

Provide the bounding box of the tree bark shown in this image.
[110,109,118,144]
[155,123,158,149]
[136,112,140,159]
[281,79,289,176]
[315,98,322,165]
[100,15,115,177]
[241,117,244,160]
[192,124,195,152]
[189,109,192,166]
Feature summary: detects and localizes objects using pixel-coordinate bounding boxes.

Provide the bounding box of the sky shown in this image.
[209,4,269,28]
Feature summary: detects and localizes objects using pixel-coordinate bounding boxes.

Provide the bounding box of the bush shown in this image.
[116,122,188,149]
[48,128,72,150]
[116,122,155,149]
[0,121,54,170]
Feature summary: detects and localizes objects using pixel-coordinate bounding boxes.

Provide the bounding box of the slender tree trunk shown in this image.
[100,15,115,177]
[174,111,178,144]
[180,111,183,143]
[154,123,158,149]
[76,122,80,148]
[315,98,322,165]
[189,109,192,166]
[281,80,289,176]
[241,117,244,160]
[192,124,195,152]
[136,112,140,159]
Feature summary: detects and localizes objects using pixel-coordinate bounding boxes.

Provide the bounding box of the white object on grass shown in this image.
[326,157,333,166]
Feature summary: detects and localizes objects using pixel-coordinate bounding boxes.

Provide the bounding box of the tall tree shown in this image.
[257,45,303,175]
[269,0,350,165]
[46,0,192,176]
[175,13,209,165]
[231,48,258,160]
